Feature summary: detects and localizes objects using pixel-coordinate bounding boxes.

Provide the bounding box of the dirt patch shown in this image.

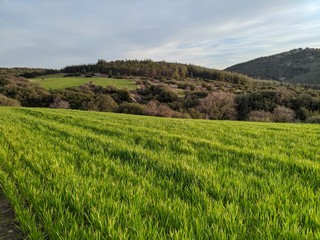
[0,189,24,240]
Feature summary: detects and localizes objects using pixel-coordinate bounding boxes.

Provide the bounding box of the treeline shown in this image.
[1,62,320,123]
[0,67,57,78]
[1,75,320,123]
[62,59,252,85]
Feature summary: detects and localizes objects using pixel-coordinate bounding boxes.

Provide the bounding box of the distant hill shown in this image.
[226,48,320,85]
[1,59,320,122]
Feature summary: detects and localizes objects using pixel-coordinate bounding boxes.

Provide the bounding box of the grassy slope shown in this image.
[31,76,137,90]
[0,107,319,239]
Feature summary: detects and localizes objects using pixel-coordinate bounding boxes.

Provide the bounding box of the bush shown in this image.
[145,101,158,116]
[248,110,273,122]
[236,90,282,120]
[156,104,174,117]
[156,88,178,103]
[144,101,174,117]
[49,98,70,109]
[305,115,320,123]
[187,108,203,119]
[273,106,295,122]
[0,94,21,106]
[0,77,10,86]
[82,95,117,112]
[118,102,146,115]
[198,92,236,120]
[113,89,131,103]
[139,85,178,103]
[56,89,94,109]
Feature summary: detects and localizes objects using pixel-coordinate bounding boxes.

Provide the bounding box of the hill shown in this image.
[0,107,319,239]
[1,60,320,123]
[226,48,320,85]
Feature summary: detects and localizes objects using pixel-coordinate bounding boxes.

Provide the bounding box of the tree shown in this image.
[197,92,236,120]
[235,90,283,120]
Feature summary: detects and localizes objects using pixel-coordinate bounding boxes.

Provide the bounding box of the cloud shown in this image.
[0,0,319,69]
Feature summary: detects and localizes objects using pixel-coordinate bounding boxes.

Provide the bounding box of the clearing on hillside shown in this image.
[31,75,137,90]
[0,107,319,239]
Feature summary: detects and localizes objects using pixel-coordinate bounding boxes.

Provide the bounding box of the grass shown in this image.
[32,75,137,90]
[0,107,319,239]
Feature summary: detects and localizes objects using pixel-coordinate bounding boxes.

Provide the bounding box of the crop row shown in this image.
[0,107,319,239]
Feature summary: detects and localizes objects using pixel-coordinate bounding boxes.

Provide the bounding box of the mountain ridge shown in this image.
[225,48,320,85]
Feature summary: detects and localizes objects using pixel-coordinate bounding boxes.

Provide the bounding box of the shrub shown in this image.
[187,108,203,119]
[157,104,174,117]
[0,94,21,106]
[248,110,273,122]
[305,115,320,124]
[82,95,117,112]
[0,77,10,86]
[156,88,178,103]
[49,98,70,109]
[145,101,158,116]
[198,92,236,120]
[113,89,131,103]
[144,101,175,118]
[236,90,281,120]
[57,89,94,109]
[118,102,146,115]
[273,106,295,122]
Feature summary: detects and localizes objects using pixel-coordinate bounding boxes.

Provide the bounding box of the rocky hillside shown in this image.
[226,48,320,85]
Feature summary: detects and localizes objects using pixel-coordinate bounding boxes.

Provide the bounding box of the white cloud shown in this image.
[0,0,319,69]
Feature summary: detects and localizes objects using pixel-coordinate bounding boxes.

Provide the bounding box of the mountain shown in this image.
[225,48,320,85]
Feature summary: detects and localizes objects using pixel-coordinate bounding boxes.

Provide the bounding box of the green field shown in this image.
[0,107,319,239]
[32,75,137,90]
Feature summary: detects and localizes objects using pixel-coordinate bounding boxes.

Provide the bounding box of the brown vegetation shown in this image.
[248,110,274,122]
[197,92,236,120]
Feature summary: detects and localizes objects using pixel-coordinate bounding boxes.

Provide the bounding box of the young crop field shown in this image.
[0,107,319,239]
[31,75,137,90]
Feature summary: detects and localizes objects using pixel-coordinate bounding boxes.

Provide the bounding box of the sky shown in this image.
[1,0,320,70]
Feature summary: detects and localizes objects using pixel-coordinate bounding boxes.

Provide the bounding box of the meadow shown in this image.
[31,75,137,90]
[0,107,319,239]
